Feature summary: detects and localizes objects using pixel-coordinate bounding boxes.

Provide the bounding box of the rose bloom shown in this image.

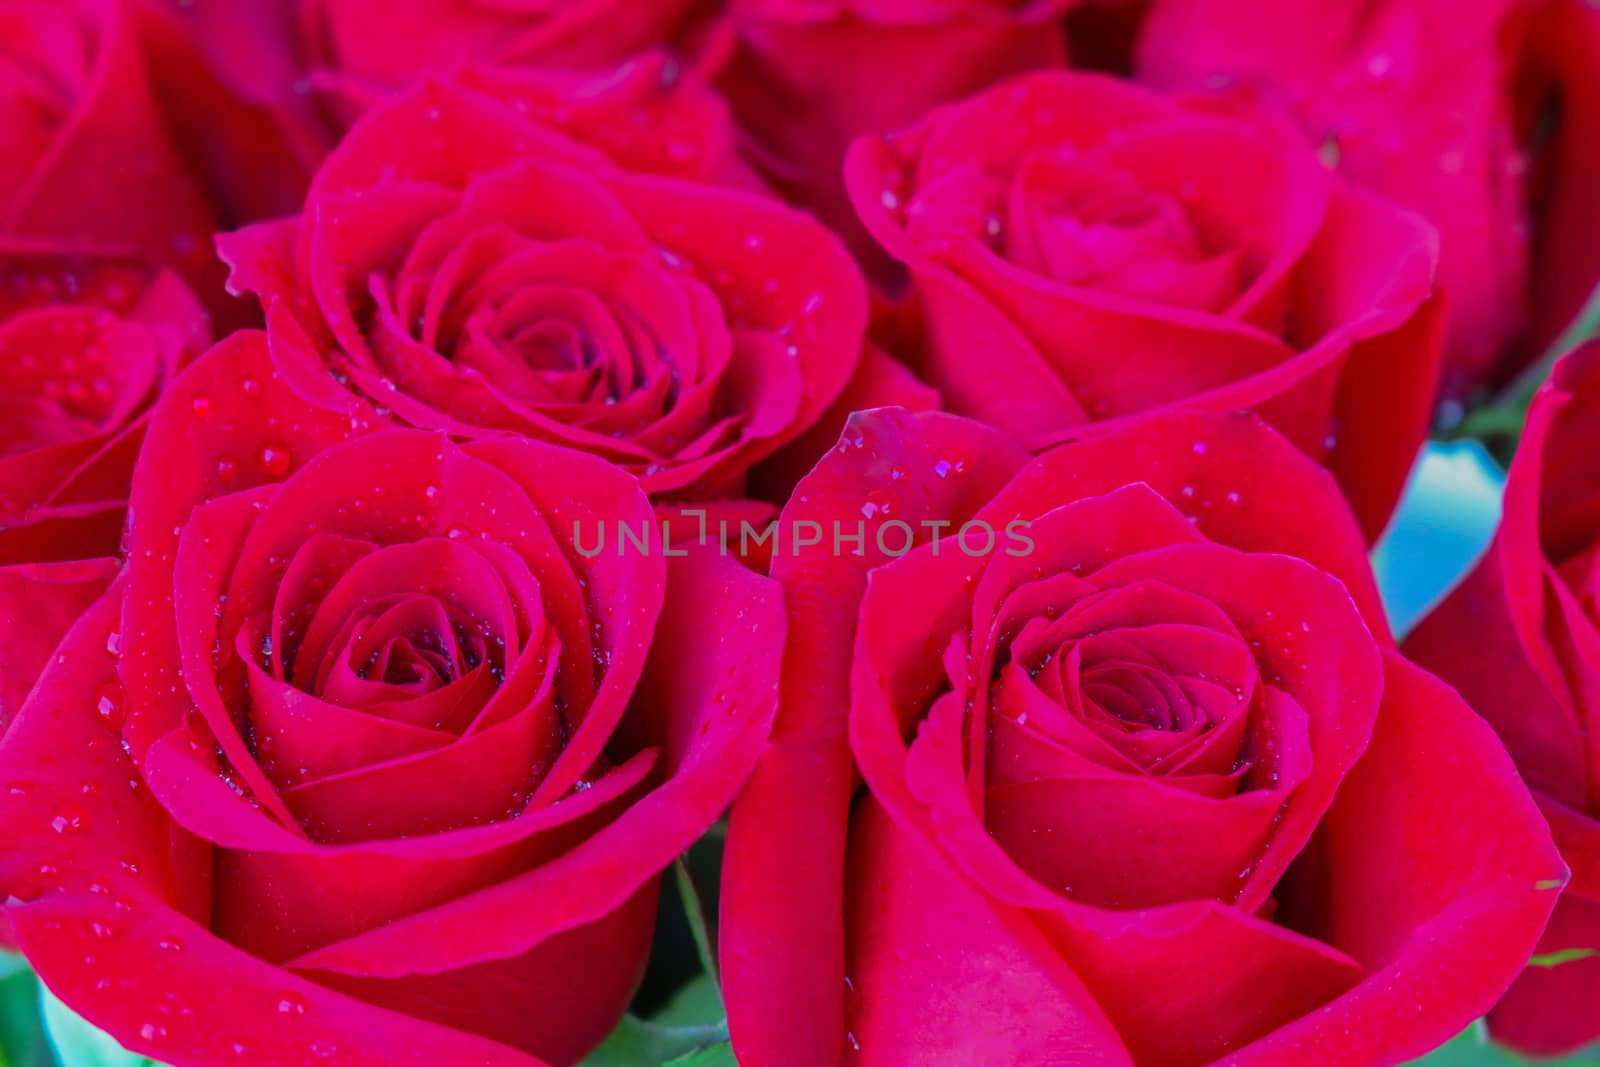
[0,327,783,1065]
[130,0,728,222]
[1,0,227,315]
[152,0,719,105]
[218,70,864,501]
[1408,339,1600,1056]
[717,0,1072,269]
[0,245,208,736]
[1134,0,1600,398]
[721,406,1562,1066]
[846,72,1445,541]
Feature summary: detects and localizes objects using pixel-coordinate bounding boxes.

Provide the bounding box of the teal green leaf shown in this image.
[664,1042,737,1067]
[1410,1022,1600,1064]
[38,986,164,1067]
[0,954,49,1067]
[651,976,724,1030]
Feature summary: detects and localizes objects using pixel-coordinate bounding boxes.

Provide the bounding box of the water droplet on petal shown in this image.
[50,804,88,834]
[862,489,896,520]
[93,682,124,729]
[259,443,293,479]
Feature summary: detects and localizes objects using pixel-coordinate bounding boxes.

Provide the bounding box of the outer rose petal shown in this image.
[1408,341,1600,1054]
[120,330,380,758]
[128,0,324,224]
[998,409,1388,638]
[1516,0,1600,367]
[0,587,543,1066]
[453,58,760,191]
[4,0,230,322]
[747,340,941,502]
[1407,341,1600,806]
[722,408,1030,1067]
[0,558,116,734]
[844,798,1133,1066]
[1405,550,1583,804]
[310,0,713,89]
[1531,342,1600,560]
[719,0,1072,274]
[1488,887,1600,1055]
[1234,652,1564,1064]
[1489,789,1600,1054]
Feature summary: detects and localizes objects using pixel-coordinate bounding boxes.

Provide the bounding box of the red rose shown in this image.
[0,328,783,1065]
[1407,339,1600,1056]
[301,0,722,95]
[719,0,1072,270]
[0,0,227,316]
[0,245,208,735]
[1511,0,1600,385]
[845,71,1445,540]
[723,407,1561,1065]
[218,73,862,501]
[131,0,730,222]
[1134,0,1600,398]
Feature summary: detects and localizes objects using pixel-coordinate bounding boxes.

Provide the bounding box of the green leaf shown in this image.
[1496,282,1600,412]
[674,859,719,989]
[1529,947,1600,969]
[38,985,164,1067]
[664,1042,737,1067]
[1408,1024,1512,1065]
[579,1013,730,1067]
[0,953,28,983]
[0,955,49,1067]
[651,975,724,1030]
[1453,279,1600,452]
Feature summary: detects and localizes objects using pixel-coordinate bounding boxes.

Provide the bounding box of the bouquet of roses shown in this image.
[1,1,1597,1065]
